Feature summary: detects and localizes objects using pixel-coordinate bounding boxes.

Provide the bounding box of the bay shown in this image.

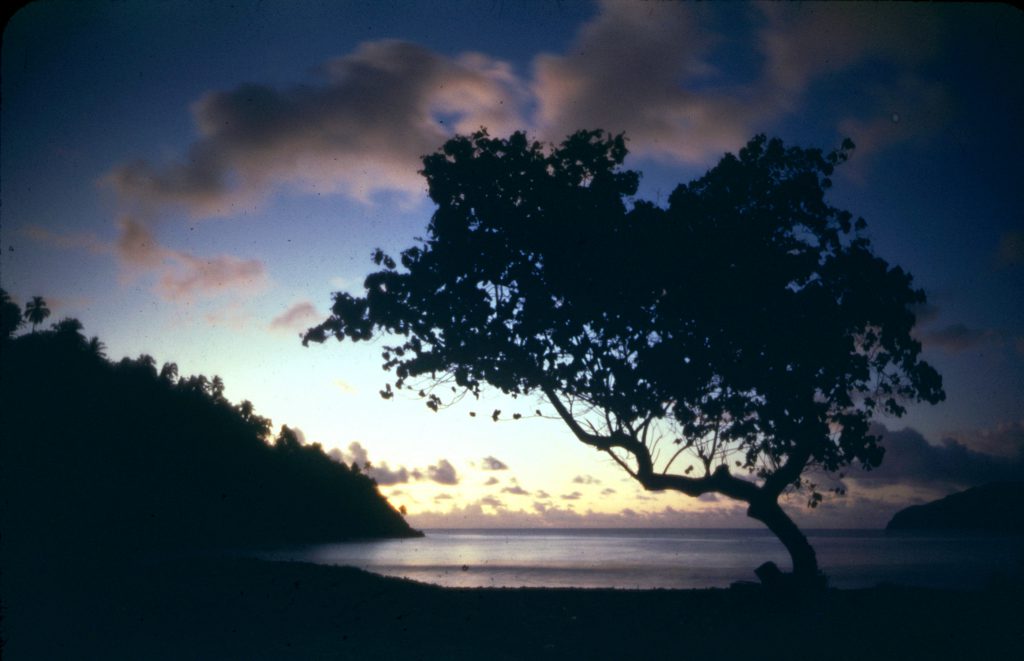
[253,528,1024,590]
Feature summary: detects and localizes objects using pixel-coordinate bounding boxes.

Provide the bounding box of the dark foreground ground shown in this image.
[3,556,1022,660]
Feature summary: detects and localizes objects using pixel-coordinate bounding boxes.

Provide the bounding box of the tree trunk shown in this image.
[747,497,820,584]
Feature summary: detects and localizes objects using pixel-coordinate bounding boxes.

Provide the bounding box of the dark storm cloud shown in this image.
[853,425,1023,489]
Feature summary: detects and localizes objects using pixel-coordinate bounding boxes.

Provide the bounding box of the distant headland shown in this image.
[886,482,1024,532]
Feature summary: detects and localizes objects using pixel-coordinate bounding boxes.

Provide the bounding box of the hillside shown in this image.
[0,323,419,566]
[886,482,1024,532]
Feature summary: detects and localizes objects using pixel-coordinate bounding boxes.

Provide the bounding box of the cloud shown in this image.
[480,456,509,471]
[116,216,266,301]
[532,1,750,162]
[572,474,601,485]
[535,490,550,499]
[921,323,996,352]
[757,3,940,99]
[946,420,1024,459]
[560,491,582,501]
[101,40,525,304]
[600,488,616,495]
[426,459,459,485]
[479,496,504,510]
[330,441,427,485]
[94,2,954,310]
[106,40,524,218]
[407,500,754,530]
[203,300,253,330]
[157,250,265,301]
[270,301,319,332]
[501,485,530,496]
[532,2,946,165]
[369,462,411,486]
[344,441,370,467]
[22,219,265,302]
[850,424,1024,490]
[484,476,499,486]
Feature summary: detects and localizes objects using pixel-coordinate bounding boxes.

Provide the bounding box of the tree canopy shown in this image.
[305,129,944,582]
[23,295,51,332]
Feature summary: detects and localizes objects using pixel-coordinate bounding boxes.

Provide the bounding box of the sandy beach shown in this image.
[3,556,1021,660]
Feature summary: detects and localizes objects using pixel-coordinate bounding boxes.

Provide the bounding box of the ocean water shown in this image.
[254,528,1024,590]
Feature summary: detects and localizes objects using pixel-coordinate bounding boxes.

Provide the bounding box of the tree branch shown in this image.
[542,385,761,503]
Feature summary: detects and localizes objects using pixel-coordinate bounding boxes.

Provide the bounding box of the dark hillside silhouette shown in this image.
[0,314,419,569]
[306,130,944,587]
[886,482,1024,532]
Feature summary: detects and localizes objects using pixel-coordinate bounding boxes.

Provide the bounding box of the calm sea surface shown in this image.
[253,528,1024,590]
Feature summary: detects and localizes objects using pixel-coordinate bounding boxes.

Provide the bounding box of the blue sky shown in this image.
[2,0,1022,528]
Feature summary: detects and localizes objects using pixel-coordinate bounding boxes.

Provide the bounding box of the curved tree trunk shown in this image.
[747,497,819,583]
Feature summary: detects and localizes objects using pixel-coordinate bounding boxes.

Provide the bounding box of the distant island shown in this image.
[886,482,1024,532]
[0,313,420,570]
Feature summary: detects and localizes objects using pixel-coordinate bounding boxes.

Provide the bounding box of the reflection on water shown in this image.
[252,528,1024,590]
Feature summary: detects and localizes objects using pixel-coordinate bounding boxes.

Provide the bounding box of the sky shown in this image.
[2,0,1022,529]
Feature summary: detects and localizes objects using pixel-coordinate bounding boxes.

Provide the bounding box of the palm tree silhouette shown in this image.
[23,296,50,332]
[88,336,107,358]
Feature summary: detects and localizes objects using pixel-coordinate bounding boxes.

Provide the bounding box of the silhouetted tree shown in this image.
[0,289,22,339]
[211,375,226,401]
[305,130,944,584]
[88,336,107,359]
[52,317,85,343]
[23,296,50,332]
[160,361,179,382]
